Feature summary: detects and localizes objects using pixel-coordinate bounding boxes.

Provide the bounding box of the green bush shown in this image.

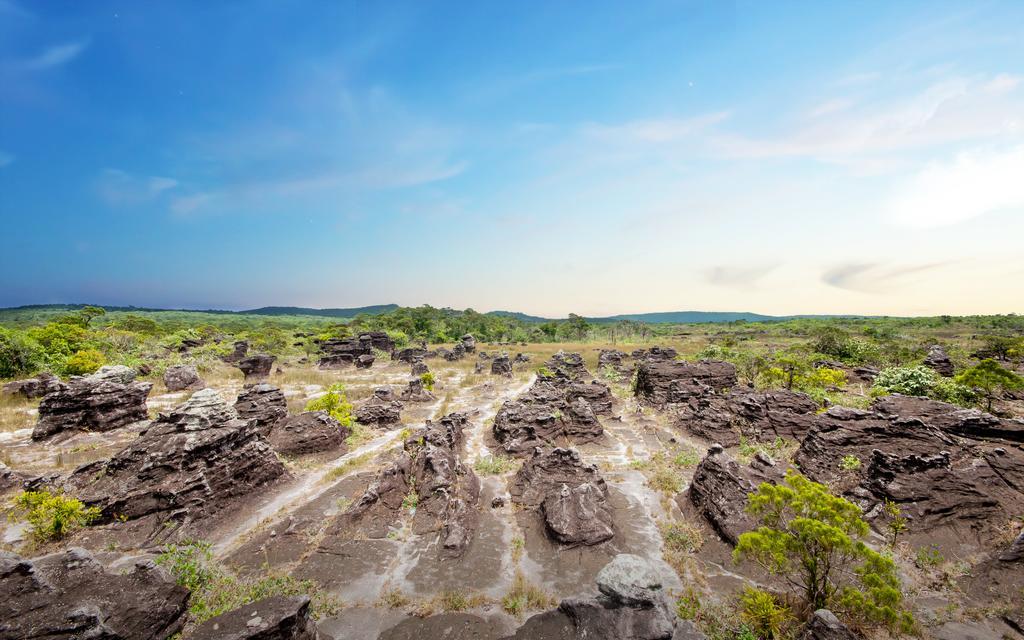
[734,470,913,633]
[305,384,353,427]
[64,349,106,375]
[11,490,100,542]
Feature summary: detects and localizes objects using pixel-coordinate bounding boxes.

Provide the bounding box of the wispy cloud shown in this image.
[886,144,1024,228]
[0,151,13,168]
[22,39,90,71]
[96,169,178,206]
[704,264,778,290]
[822,262,952,291]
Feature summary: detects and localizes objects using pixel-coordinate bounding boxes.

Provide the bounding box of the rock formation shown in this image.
[0,547,189,640]
[33,366,151,440]
[163,364,204,392]
[234,383,288,435]
[63,388,287,537]
[510,447,614,546]
[2,371,63,398]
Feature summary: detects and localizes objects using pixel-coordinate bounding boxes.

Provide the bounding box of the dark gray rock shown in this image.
[163,364,204,392]
[191,595,319,640]
[0,547,188,640]
[235,383,288,435]
[2,371,63,398]
[268,411,347,456]
[238,354,276,381]
[33,366,151,440]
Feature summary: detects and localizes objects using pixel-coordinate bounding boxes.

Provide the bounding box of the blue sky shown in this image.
[1,1,1023,316]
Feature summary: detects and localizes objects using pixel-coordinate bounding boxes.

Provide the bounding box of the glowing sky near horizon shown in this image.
[1,1,1023,316]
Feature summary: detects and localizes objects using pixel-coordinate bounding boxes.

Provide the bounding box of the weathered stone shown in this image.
[635,360,737,405]
[688,445,782,545]
[800,610,858,640]
[924,344,955,377]
[493,380,604,455]
[191,595,319,640]
[268,411,347,456]
[491,354,512,376]
[0,547,188,640]
[238,354,276,381]
[63,388,287,536]
[235,383,288,435]
[33,366,151,440]
[2,371,63,398]
[163,364,204,392]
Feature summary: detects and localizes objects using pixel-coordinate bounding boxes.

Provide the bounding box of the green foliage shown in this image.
[305,384,353,427]
[738,587,793,640]
[11,490,100,542]
[64,348,105,375]
[0,327,45,378]
[156,541,340,625]
[734,470,913,633]
[956,359,1024,411]
[419,371,436,391]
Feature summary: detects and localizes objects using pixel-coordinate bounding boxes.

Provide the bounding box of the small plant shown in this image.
[738,586,793,640]
[839,454,861,471]
[419,371,436,391]
[11,489,100,542]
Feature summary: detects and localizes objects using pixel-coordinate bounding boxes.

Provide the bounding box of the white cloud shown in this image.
[0,151,13,168]
[886,145,1024,228]
[23,39,90,70]
[97,169,178,206]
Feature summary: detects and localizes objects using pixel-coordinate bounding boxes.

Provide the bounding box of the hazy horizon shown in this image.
[2,1,1023,316]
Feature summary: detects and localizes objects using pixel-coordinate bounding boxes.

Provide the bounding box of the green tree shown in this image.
[734,470,913,632]
[956,359,1024,411]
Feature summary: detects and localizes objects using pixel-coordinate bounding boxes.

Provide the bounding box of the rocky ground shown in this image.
[1,340,1022,639]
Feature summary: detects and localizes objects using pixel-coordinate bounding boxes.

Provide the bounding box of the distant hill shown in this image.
[241,304,399,318]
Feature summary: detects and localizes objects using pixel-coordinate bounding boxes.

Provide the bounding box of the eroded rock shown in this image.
[33,366,151,440]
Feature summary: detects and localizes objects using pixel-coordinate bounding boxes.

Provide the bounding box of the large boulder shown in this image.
[238,354,276,381]
[2,371,63,399]
[493,380,605,456]
[511,447,613,546]
[671,388,819,447]
[268,411,347,457]
[235,383,288,435]
[322,413,480,558]
[0,547,188,640]
[63,388,287,538]
[688,445,782,545]
[504,554,690,640]
[923,345,955,377]
[634,360,737,405]
[33,366,151,440]
[191,595,319,640]
[163,364,204,392]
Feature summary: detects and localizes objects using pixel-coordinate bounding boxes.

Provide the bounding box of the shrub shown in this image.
[11,490,100,542]
[734,470,913,632]
[419,371,436,391]
[64,349,105,375]
[738,586,793,640]
[305,384,353,427]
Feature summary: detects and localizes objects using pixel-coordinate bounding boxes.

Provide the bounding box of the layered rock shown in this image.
[399,378,435,403]
[688,445,782,545]
[33,366,151,440]
[63,389,287,536]
[924,344,955,377]
[268,411,347,456]
[191,595,319,640]
[329,413,480,558]
[671,388,818,447]
[505,554,692,640]
[491,354,512,376]
[238,354,276,381]
[794,398,1024,548]
[2,371,63,398]
[0,547,188,640]
[634,359,737,405]
[493,380,605,455]
[511,447,613,546]
[163,364,204,392]
[234,383,288,435]
[354,388,404,427]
